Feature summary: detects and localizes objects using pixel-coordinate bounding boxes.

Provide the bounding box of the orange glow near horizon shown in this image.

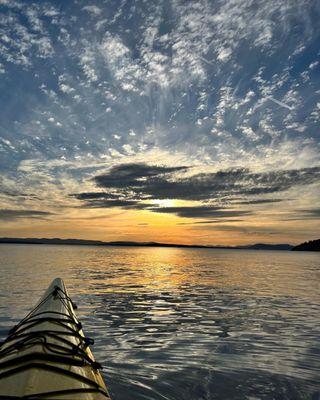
[0,203,317,246]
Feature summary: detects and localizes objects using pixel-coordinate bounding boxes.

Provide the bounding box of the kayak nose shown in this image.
[48,277,65,291]
[0,278,111,399]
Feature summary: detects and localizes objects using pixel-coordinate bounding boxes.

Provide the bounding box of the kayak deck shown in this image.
[0,278,111,399]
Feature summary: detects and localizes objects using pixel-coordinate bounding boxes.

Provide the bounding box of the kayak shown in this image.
[0,278,111,399]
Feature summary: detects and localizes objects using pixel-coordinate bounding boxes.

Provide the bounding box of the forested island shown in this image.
[292,239,320,252]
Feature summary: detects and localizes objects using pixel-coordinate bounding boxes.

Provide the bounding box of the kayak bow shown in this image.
[0,278,111,399]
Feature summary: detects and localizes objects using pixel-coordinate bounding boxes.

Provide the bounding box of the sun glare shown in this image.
[151,199,176,207]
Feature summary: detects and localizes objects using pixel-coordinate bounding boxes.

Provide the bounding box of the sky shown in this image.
[0,0,319,246]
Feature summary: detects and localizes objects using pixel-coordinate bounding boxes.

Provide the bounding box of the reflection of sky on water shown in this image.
[0,244,319,399]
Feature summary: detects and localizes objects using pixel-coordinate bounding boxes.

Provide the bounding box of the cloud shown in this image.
[90,163,320,202]
[148,206,252,219]
[0,209,54,221]
[266,96,294,111]
[299,208,320,217]
[94,163,189,189]
[82,5,102,16]
[231,199,284,205]
[73,192,121,200]
[73,162,320,219]
[78,199,151,210]
[291,208,320,220]
[177,219,244,225]
[0,2,56,66]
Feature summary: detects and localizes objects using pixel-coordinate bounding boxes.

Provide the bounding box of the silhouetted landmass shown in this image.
[243,243,293,251]
[0,237,293,250]
[292,239,320,252]
[0,237,106,246]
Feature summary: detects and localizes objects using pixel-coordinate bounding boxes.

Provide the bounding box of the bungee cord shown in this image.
[0,285,110,399]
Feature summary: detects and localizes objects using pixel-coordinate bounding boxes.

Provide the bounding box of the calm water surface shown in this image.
[0,244,319,399]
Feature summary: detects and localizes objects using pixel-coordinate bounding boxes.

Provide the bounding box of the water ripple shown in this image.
[0,244,319,399]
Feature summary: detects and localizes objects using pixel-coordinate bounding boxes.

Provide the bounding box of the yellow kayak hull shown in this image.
[0,278,111,399]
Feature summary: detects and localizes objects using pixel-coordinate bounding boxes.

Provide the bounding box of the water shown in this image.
[0,244,319,400]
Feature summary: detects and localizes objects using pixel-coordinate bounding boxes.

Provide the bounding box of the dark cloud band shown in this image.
[73,162,320,219]
[0,209,54,221]
[91,163,320,201]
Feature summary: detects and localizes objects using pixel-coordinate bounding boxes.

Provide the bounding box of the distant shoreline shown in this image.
[0,237,294,251]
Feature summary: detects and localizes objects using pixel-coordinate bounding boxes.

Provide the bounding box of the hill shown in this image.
[292,239,320,252]
[244,243,293,251]
[0,237,293,250]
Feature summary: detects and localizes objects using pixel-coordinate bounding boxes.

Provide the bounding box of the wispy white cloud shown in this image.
[266,97,294,111]
[0,0,319,241]
[82,5,102,16]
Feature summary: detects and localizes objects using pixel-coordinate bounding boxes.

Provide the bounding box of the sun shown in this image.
[151,199,176,207]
